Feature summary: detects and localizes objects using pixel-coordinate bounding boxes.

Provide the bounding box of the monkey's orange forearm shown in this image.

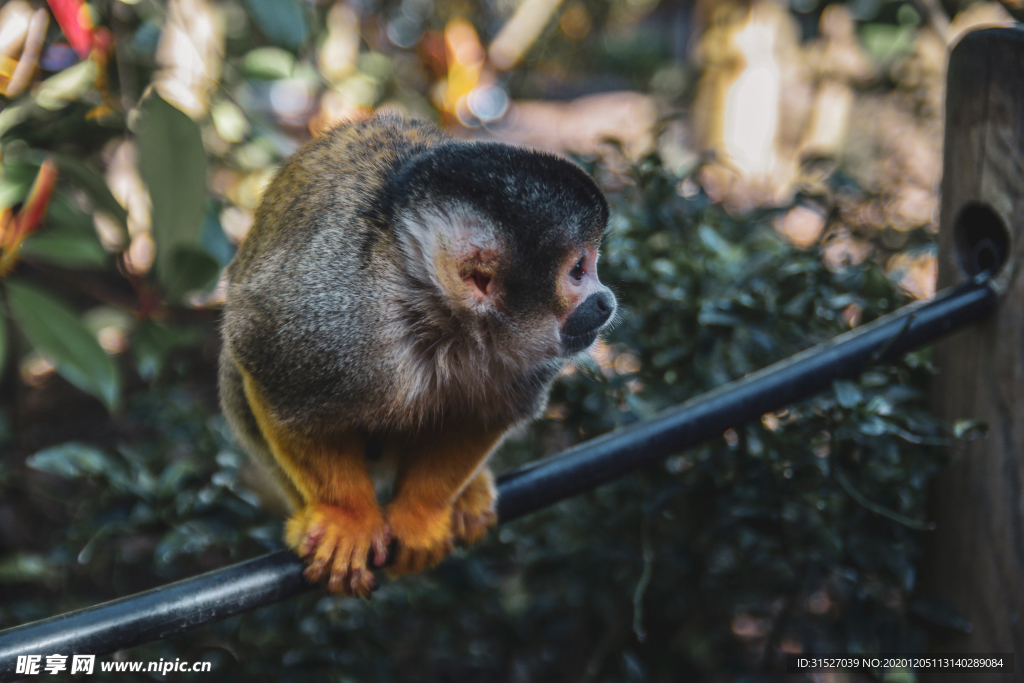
[239,365,388,596]
[391,420,507,511]
[239,366,375,508]
[385,420,506,574]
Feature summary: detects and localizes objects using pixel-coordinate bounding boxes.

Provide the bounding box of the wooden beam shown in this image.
[922,26,1024,683]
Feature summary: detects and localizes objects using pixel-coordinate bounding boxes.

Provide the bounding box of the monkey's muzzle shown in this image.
[560,291,616,355]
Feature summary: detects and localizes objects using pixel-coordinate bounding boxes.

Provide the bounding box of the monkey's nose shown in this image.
[563,291,615,338]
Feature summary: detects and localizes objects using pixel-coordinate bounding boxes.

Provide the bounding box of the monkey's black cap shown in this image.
[386,141,609,249]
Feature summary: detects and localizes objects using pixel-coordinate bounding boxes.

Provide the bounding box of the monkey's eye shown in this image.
[569,258,585,281]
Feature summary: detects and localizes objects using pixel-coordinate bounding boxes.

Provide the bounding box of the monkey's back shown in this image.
[222,116,450,437]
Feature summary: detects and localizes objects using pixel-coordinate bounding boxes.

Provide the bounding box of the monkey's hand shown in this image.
[285,503,392,597]
[451,468,497,546]
[384,502,454,576]
[385,421,506,575]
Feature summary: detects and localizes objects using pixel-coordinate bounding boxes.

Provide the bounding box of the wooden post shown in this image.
[921,27,1024,682]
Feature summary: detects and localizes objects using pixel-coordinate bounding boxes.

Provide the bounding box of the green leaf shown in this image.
[0,552,51,583]
[136,94,207,298]
[157,459,201,497]
[20,230,108,269]
[0,157,40,188]
[860,24,917,62]
[83,306,135,337]
[5,279,120,410]
[45,192,96,233]
[243,0,309,50]
[19,190,109,268]
[0,101,35,139]
[832,380,863,408]
[857,416,889,436]
[162,245,222,301]
[0,177,30,211]
[132,320,204,380]
[26,442,112,479]
[51,153,129,230]
[241,47,296,79]
[211,100,250,143]
[698,224,743,263]
[34,59,96,110]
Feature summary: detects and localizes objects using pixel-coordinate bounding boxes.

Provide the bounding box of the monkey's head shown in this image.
[389,141,617,367]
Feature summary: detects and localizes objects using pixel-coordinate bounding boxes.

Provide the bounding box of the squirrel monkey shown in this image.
[219,115,616,596]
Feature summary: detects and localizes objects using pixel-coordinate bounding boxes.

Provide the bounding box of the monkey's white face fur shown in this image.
[397,205,504,313]
[389,202,615,426]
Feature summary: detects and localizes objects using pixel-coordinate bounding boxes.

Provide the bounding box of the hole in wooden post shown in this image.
[953,203,1009,276]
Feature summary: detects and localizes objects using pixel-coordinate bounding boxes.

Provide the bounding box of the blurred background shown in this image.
[0,0,1007,680]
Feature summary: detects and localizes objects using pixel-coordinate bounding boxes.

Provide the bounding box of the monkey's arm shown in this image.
[238,365,390,597]
[386,419,507,575]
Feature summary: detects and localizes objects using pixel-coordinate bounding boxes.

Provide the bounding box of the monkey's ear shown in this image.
[398,208,502,309]
[452,240,500,306]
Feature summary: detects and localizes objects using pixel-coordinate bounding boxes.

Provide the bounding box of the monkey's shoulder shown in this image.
[286,115,448,187]
[230,116,447,281]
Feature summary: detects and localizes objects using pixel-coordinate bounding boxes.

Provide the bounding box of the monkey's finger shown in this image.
[305,526,341,583]
[326,569,347,595]
[304,560,327,584]
[348,567,377,597]
[285,511,319,558]
[327,558,360,595]
[304,516,334,560]
[371,526,392,568]
[326,540,357,593]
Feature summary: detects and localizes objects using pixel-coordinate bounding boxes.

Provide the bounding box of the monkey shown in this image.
[219,114,617,597]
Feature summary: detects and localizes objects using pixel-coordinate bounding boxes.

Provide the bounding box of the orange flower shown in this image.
[0,159,59,277]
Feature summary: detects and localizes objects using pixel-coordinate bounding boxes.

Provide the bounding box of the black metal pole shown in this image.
[0,553,307,680]
[0,275,997,681]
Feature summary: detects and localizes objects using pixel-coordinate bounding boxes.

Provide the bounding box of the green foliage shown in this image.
[49,153,129,230]
[19,228,107,270]
[242,0,311,51]
[136,94,211,299]
[131,321,206,381]
[0,93,211,402]
[19,193,108,270]
[0,154,954,681]
[5,279,119,410]
[241,48,298,80]
[0,153,125,407]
